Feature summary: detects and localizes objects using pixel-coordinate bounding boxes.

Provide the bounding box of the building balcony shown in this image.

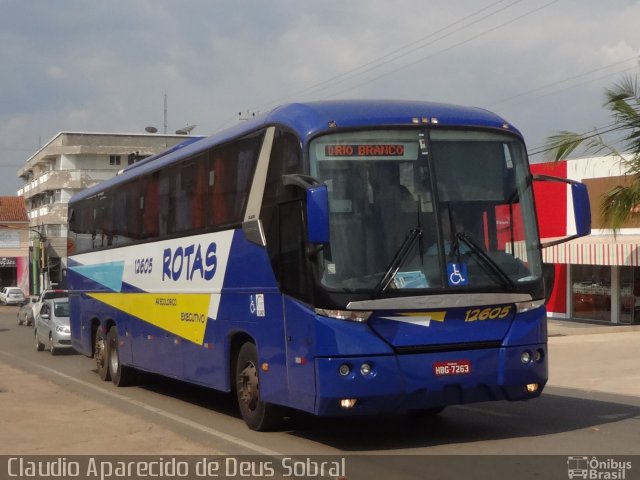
[28,202,68,225]
[18,169,118,198]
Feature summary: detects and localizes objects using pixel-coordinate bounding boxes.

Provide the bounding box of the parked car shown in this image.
[34,298,71,355]
[17,297,37,326]
[0,286,26,305]
[31,289,68,320]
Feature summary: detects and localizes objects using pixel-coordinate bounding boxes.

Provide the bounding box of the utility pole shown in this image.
[164,92,168,134]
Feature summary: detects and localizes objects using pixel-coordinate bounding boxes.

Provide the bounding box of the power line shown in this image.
[528,123,623,157]
[249,0,528,113]
[485,57,639,108]
[320,0,561,100]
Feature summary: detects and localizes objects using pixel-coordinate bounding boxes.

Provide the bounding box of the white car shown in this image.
[34,298,71,355]
[0,286,26,305]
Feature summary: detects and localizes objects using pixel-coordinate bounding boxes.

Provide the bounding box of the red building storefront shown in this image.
[531,157,640,324]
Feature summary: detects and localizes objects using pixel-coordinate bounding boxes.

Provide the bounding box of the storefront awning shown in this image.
[540,235,640,266]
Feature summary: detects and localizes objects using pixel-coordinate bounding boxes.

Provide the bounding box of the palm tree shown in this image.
[545,75,640,229]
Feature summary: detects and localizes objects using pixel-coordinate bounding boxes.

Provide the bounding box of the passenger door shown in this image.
[36,303,52,344]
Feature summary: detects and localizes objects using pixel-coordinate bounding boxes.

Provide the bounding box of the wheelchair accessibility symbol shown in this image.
[447,262,468,286]
[250,294,266,317]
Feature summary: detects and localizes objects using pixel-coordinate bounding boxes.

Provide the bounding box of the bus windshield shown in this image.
[309,128,541,294]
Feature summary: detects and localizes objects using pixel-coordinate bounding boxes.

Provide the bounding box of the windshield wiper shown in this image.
[454,232,516,291]
[374,228,422,296]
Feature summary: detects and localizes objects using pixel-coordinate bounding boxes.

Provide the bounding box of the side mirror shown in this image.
[283,174,330,245]
[41,313,50,320]
[306,185,330,244]
[571,182,591,238]
[533,174,591,248]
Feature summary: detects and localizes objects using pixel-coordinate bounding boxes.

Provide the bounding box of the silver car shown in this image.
[34,298,71,355]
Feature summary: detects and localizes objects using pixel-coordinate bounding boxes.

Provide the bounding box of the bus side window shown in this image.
[262,130,302,259]
[158,169,172,235]
[120,180,141,244]
[278,200,310,300]
[208,131,263,229]
[192,155,207,229]
[209,151,230,227]
[142,173,160,238]
[94,194,112,249]
[174,162,194,232]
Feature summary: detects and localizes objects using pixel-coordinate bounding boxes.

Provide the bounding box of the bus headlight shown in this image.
[340,399,357,408]
[515,299,544,313]
[316,309,372,322]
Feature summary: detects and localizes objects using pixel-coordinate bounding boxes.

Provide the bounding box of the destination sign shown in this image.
[324,144,406,157]
[315,142,418,161]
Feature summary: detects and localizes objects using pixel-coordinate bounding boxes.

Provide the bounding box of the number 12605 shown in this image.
[464,306,511,322]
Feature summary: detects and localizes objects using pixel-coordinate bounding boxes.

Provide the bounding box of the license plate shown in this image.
[433,360,472,376]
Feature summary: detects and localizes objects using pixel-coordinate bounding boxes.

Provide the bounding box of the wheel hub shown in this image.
[95,338,106,370]
[238,362,259,411]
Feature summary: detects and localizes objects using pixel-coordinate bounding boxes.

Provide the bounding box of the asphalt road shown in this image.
[1,306,639,479]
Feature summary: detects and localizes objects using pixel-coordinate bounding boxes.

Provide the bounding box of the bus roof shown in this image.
[69,99,521,204]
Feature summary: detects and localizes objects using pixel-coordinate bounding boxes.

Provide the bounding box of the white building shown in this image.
[17,132,198,288]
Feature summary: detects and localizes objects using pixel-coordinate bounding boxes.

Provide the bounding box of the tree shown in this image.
[545,75,640,229]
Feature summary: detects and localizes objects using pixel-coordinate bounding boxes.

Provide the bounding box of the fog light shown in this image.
[534,349,544,363]
[360,363,372,376]
[340,399,357,409]
[525,383,539,393]
[339,364,351,376]
[520,351,532,364]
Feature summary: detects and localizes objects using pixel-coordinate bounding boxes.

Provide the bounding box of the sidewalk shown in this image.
[548,317,640,337]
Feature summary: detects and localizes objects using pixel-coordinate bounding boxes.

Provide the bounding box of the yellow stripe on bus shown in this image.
[88,293,212,345]
[400,311,447,322]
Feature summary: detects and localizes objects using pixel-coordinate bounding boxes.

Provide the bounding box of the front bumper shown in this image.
[52,332,72,349]
[314,344,547,416]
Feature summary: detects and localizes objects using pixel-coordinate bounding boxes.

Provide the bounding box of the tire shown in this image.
[107,326,137,387]
[17,316,23,326]
[35,330,45,351]
[235,342,282,431]
[94,327,111,381]
[49,334,57,356]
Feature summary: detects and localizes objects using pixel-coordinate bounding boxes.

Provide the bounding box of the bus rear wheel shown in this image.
[94,327,110,381]
[235,342,282,431]
[106,326,137,387]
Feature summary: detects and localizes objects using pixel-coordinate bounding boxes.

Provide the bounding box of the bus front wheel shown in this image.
[235,342,282,431]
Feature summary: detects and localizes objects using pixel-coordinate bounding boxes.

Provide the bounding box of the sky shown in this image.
[1,0,639,195]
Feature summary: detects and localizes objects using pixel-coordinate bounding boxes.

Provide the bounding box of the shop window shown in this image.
[572,264,612,322]
[620,266,640,324]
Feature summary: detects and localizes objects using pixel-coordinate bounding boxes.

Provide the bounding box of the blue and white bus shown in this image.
[67,100,590,430]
